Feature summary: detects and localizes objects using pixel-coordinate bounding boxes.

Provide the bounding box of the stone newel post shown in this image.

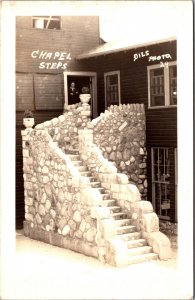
[78,129,93,159]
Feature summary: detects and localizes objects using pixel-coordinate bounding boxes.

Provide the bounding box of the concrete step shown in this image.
[72,160,83,166]
[125,239,147,249]
[115,219,132,226]
[87,176,97,182]
[90,181,101,188]
[79,171,92,177]
[117,231,142,241]
[77,165,88,172]
[117,225,136,234]
[110,212,127,220]
[96,187,105,194]
[127,253,158,265]
[67,149,79,155]
[107,206,121,213]
[101,193,110,200]
[102,199,117,207]
[67,154,80,161]
[128,246,153,257]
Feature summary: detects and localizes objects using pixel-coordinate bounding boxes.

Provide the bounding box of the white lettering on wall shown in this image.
[133,50,149,62]
[160,61,169,68]
[133,50,172,66]
[31,50,72,70]
[148,53,172,62]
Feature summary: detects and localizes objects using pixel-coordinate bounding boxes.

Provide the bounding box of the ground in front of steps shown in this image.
[0,230,193,300]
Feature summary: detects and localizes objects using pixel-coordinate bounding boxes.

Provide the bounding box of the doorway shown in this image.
[63,71,97,118]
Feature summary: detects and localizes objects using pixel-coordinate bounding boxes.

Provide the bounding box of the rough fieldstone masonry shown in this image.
[35,103,91,154]
[22,101,171,267]
[92,104,147,199]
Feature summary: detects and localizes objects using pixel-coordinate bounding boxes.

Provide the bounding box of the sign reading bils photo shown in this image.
[31,50,72,70]
[133,50,172,67]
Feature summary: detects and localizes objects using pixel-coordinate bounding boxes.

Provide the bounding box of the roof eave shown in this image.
[77,36,177,60]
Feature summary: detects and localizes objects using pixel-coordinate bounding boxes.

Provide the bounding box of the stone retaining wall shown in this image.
[89,104,147,199]
[22,127,99,256]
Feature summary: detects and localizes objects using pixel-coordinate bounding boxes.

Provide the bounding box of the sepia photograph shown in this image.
[0,1,193,299]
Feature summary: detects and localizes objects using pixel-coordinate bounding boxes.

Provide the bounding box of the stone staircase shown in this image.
[67,152,159,265]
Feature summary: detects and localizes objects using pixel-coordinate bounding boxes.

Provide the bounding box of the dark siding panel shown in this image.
[34,74,64,110]
[146,107,177,147]
[16,124,24,229]
[16,74,34,111]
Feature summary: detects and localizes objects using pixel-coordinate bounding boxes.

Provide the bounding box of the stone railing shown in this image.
[78,129,171,266]
[35,103,91,153]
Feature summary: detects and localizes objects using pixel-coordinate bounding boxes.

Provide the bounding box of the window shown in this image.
[32,16,61,30]
[151,147,171,220]
[104,71,121,108]
[148,62,177,107]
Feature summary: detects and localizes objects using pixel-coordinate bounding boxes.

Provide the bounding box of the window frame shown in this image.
[32,16,61,30]
[151,147,171,221]
[147,61,177,109]
[104,70,121,108]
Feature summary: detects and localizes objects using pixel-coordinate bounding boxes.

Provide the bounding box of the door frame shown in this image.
[63,71,98,118]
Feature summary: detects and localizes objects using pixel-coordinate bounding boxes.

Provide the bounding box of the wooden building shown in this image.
[16,16,177,228]
[77,37,177,223]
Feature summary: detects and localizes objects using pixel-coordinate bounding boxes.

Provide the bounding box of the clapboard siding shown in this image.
[16,110,63,126]
[34,74,64,110]
[16,124,24,229]
[16,74,34,111]
[146,107,177,147]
